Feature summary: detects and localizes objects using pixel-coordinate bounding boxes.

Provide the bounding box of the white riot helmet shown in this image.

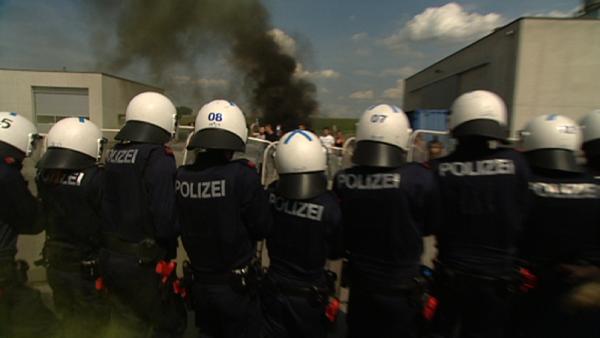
[520,114,582,172]
[449,90,508,140]
[188,100,248,152]
[0,112,38,160]
[353,104,411,167]
[275,129,327,199]
[37,117,105,170]
[580,109,600,162]
[115,92,177,144]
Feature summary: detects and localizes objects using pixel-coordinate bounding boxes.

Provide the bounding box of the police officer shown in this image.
[176,100,271,338]
[517,114,600,338]
[36,117,108,338]
[333,104,442,338]
[0,112,59,338]
[429,90,530,338]
[262,129,343,338]
[581,110,600,178]
[101,92,186,338]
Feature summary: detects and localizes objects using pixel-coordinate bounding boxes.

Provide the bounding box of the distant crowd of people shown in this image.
[251,123,347,148]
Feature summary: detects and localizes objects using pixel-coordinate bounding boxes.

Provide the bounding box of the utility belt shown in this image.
[265,273,332,305]
[432,261,522,296]
[342,260,423,295]
[265,270,342,324]
[39,240,99,280]
[104,235,166,265]
[355,277,424,296]
[187,259,262,293]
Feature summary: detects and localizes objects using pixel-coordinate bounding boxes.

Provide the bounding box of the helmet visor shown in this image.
[352,141,406,168]
[115,120,171,144]
[187,128,245,152]
[525,149,583,173]
[276,172,328,200]
[37,147,96,170]
[452,119,508,141]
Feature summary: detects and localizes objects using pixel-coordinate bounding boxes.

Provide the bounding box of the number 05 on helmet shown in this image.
[0,112,38,160]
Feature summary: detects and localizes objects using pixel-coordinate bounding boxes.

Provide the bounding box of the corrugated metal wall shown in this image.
[407,109,449,131]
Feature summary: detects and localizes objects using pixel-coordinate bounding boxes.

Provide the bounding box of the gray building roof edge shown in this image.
[0,67,163,92]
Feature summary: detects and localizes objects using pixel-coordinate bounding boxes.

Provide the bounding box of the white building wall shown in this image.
[0,69,161,130]
[0,69,103,126]
[512,19,600,133]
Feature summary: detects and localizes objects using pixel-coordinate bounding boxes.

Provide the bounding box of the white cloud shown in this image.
[381,79,405,99]
[351,32,369,41]
[349,90,375,100]
[407,3,503,41]
[318,69,341,79]
[354,48,372,57]
[527,6,580,18]
[380,66,417,78]
[539,10,572,17]
[268,28,297,56]
[382,2,504,50]
[295,63,340,79]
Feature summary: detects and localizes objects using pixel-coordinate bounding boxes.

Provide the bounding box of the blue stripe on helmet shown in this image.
[284,129,313,144]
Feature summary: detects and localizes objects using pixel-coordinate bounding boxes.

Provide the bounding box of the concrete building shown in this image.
[0,68,161,282]
[404,17,600,136]
[0,68,162,132]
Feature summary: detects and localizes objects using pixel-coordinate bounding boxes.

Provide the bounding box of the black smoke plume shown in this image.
[89,0,317,130]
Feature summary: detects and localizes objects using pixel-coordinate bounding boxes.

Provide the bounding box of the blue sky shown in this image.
[0,0,582,117]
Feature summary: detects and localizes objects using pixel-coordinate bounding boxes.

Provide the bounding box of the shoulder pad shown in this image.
[164,146,174,156]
